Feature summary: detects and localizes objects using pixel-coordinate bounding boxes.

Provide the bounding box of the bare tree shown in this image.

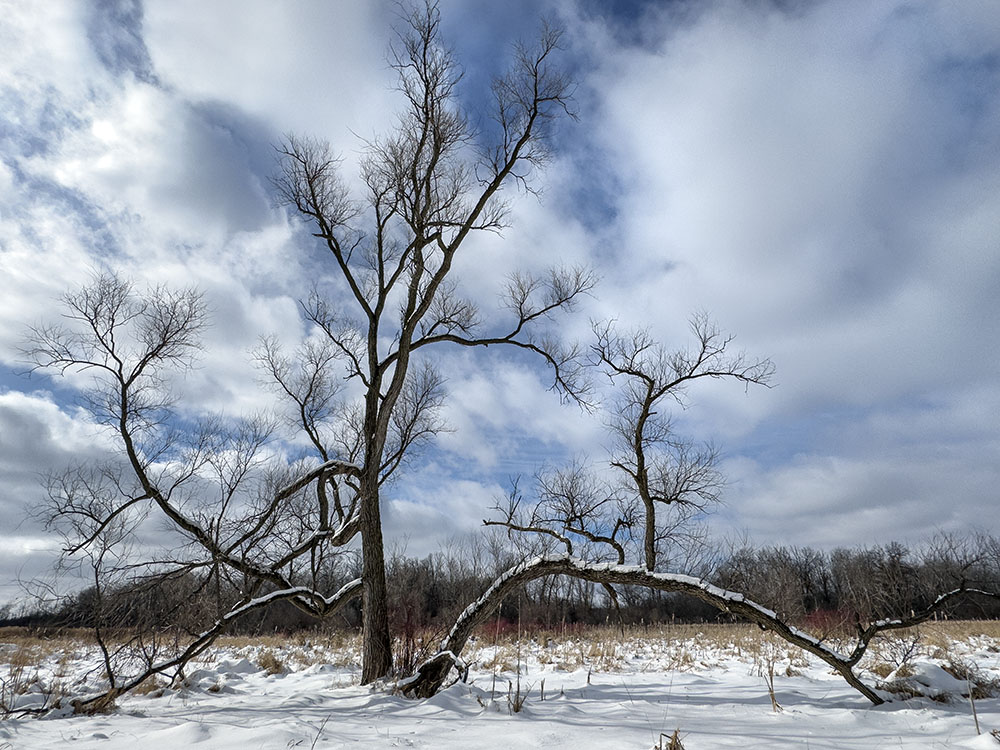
[22,0,588,701]
[268,1,590,682]
[481,317,773,574]
[400,551,998,704]
[398,318,994,705]
[592,315,774,570]
[23,274,363,712]
[466,319,771,638]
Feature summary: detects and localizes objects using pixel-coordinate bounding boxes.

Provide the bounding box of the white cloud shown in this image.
[382,476,503,558]
[39,82,270,244]
[578,0,1000,390]
[721,447,999,549]
[143,1,397,153]
[434,349,603,474]
[0,8,317,417]
[550,0,1000,545]
[1,3,101,111]
[717,388,1000,548]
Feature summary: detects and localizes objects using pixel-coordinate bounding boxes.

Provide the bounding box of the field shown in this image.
[2,622,1000,749]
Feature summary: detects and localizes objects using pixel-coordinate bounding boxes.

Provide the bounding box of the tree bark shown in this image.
[360,479,393,682]
[643,496,656,571]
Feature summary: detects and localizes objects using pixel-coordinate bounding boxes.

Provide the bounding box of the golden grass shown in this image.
[2,620,998,682]
[255,649,286,675]
[132,675,166,696]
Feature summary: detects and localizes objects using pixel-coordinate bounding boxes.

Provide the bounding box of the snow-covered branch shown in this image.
[70,578,363,714]
[400,555,997,704]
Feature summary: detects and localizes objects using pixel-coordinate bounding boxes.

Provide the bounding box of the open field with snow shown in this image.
[3,622,1000,749]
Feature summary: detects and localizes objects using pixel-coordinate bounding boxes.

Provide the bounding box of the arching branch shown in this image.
[400,554,997,703]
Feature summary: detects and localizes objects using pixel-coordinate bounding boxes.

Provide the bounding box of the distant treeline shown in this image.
[5,535,999,635]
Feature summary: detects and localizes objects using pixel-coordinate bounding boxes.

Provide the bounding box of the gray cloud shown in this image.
[566,0,1000,546]
[86,0,158,83]
[0,391,117,604]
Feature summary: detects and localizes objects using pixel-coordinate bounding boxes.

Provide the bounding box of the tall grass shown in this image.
[3,620,998,712]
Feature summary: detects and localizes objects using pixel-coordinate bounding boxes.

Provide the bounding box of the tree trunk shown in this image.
[400,554,891,703]
[643,497,656,571]
[360,483,393,683]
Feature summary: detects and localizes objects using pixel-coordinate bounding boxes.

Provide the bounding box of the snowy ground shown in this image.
[3,624,1000,749]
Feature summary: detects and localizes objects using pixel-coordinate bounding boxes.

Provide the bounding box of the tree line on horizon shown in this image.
[8,534,998,640]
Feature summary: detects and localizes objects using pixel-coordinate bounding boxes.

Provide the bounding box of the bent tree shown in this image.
[23,276,364,712]
[400,553,999,704]
[398,322,999,705]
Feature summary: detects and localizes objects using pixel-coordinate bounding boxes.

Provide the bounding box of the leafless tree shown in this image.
[268,1,590,682]
[594,314,774,570]
[400,549,998,704]
[399,317,999,705]
[22,0,588,700]
[480,317,772,578]
[23,274,362,711]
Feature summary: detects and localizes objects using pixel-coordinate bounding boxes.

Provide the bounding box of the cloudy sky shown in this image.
[1,0,998,605]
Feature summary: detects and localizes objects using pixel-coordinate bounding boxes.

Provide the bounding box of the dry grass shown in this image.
[869,662,914,679]
[656,729,686,750]
[208,632,362,671]
[0,637,79,716]
[941,657,1000,700]
[256,649,286,675]
[132,676,166,696]
[477,622,802,677]
[467,619,1000,684]
[2,620,998,704]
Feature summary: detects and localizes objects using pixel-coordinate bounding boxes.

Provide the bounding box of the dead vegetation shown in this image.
[3,620,999,716]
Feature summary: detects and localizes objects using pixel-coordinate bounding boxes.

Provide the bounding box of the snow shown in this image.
[882,661,981,704]
[3,629,999,749]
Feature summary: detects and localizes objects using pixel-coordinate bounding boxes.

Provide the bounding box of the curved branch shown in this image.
[400,555,997,702]
[483,518,573,555]
[410,333,591,404]
[275,459,362,501]
[71,577,363,714]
